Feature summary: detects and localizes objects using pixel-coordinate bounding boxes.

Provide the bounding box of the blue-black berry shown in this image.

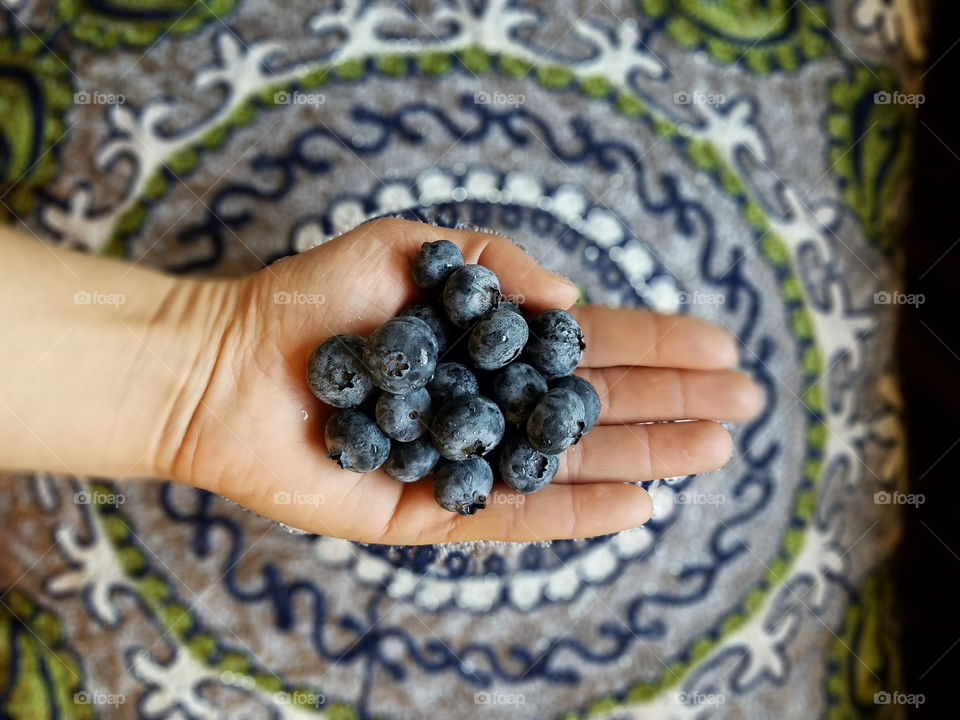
[363,317,438,394]
[490,362,547,424]
[325,409,390,472]
[431,394,505,460]
[524,309,585,378]
[307,334,376,408]
[468,307,529,371]
[412,240,464,290]
[550,374,601,432]
[375,388,432,442]
[383,436,440,482]
[526,388,586,455]
[400,302,454,354]
[442,265,501,328]
[498,435,559,493]
[427,362,479,406]
[434,458,494,515]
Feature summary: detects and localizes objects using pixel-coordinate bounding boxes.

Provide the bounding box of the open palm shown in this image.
[174,219,761,544]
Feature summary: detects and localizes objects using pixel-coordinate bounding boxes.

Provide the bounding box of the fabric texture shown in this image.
[0,0,928,717]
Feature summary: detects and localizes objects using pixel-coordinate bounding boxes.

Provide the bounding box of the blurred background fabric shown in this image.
[0,1,931,718]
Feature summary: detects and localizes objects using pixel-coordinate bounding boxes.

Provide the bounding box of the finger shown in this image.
[371,218,581,313]
[576,367,763,423]
[555,420,733,484]
[374,478,653,544]
[570,306,738,370]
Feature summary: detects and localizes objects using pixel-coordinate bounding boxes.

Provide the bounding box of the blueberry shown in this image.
[526,388,586,455]
[375,388,433,442]
[524,309,585,377]
[306,334,376,408]
[412,239,464,290]
[400,302,454,354]
[550,374,601,432]
[468,307,529,371]
[442,265,501,328]
[384,436,440,482]
[433,458,494,515]
[431,394,505,460]
[490,362,547,424]
[499,299,524,316]
[498,435,559,493]
[427,362,479,406]
[325,409,390,472]
[395,315,439,356]
[363,317,438,393]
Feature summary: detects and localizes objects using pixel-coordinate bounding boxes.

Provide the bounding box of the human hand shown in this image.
[168,218,763,544]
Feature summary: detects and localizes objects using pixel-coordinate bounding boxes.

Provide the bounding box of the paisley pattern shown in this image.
[0,1,925,718]
[0,34,72,217]
[639,0,834,72]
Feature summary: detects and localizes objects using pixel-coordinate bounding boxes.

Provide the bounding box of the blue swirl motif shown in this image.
[143,93,793,715]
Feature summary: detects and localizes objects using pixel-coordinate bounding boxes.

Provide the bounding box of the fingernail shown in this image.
[744,381,765,416]
[550,270,578,290]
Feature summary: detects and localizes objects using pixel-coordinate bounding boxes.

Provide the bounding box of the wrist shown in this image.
[143,275,241,481]
[0,233,241,481]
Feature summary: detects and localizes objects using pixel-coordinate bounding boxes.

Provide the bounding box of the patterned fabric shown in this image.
[0,0,927,717]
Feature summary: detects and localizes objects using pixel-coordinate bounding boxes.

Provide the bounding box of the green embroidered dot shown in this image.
[419,51,453,75]
[459,46,492,73]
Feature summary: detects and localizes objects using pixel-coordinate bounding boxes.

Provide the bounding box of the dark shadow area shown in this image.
[900,1,960,715]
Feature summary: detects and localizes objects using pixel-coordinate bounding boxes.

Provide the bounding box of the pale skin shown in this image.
[0,218,763,544]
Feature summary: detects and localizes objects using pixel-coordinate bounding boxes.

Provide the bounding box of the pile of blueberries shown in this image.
[307,239,600,515]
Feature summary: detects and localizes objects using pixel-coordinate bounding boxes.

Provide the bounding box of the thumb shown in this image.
[380,218,581,313]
